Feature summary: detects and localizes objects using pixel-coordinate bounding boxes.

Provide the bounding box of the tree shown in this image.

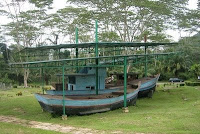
[1,0,51,87]
[42,6,94,44]
[67,0,189,42]
[191,64,200,78]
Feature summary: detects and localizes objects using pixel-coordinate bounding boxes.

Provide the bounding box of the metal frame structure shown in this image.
[10,20,178,116]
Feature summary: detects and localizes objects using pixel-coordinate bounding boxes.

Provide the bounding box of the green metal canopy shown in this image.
[9,52,176,66]
[9,20,180,117]
[21,42,177,52]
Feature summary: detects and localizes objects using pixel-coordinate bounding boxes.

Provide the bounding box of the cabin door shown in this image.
[68,84,76,91]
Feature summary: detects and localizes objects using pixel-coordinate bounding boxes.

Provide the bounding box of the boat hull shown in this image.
[35,89,139,115]
[138,85,156,98]
[138,74,160,98]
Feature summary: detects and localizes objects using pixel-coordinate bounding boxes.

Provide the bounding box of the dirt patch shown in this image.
[13,108,26,114]
[0,115,112,134]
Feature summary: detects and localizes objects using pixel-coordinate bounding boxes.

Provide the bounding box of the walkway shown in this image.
[0,115,111,134]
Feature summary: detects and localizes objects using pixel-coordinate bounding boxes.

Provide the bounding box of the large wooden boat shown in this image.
[35,84,140,115]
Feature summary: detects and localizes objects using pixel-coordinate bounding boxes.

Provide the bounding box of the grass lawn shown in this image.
[0,84,200,133]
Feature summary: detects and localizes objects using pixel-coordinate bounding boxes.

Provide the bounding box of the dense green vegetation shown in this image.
[0,0,200,85]
[0,84,200,133]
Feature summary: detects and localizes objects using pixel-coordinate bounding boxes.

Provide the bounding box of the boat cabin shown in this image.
[66,67,106,90]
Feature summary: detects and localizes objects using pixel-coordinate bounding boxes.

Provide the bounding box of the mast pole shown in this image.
[144,34,148,77]
[123,56,127,108]
[95,20,99,95]
[41,67,44,94]
[62,65,66,117]
[75,27,79,73]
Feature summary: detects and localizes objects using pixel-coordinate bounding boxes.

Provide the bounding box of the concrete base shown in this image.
[62,115,68,120]
[122,107,129,113]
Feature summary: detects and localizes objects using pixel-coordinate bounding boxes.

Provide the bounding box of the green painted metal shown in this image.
[95,20,99,95]
[145,46,147,77]
[76,27,79,44]
[123,56,127,107]
[62,66,66,115]
[95,20,98,43]
[10,52,177,67]
[42,68,44,94]
[21,42,177,52]
[76,27,79,73]
[58,49,61,59]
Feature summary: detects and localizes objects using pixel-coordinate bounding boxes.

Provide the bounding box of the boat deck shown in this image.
[106,76,154,88]
[38,75,158,100]
[38,84,138,100]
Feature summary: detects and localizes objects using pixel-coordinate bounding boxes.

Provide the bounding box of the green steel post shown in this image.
[145,46,147,77]
[62,66,66,115]
[95,20,99,95]
[42,68,44,94]
[124,56,127,107]
[75,27,79,73]
[58,49,60,59]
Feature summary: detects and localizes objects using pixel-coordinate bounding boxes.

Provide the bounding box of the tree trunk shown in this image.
[127,65,131,73]
[24,68,29,87]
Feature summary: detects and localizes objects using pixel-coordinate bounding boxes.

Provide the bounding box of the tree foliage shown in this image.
[0,0,200,84]
[67,0,189,42]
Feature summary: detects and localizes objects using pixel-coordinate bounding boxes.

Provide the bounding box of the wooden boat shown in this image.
[106,74,160,98]
[35,83,140,115]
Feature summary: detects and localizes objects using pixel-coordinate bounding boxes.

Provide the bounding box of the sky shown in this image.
[0,0,198,42]
[167,0,198,41]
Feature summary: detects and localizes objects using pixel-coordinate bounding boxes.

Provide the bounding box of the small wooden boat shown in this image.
[35,83,140,115]
[106,74,160,98]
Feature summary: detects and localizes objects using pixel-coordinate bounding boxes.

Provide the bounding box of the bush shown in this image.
[180,83,185,86]
[13,85,17,88]
[185,82,200,86]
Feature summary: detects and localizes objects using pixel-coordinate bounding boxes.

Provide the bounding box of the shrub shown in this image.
[13,85,17,88]
[180,83,185,86]
[185,82,200,86]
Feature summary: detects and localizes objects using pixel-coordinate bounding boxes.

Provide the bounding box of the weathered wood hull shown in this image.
[35,89,139,115]
[138,74,160,98]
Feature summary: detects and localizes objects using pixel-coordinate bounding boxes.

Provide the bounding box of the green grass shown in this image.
[0,85,200,133]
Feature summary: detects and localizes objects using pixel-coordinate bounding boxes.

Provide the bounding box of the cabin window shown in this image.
[69,76,76,84]
[86,86,95,90]
[119,75,124,80]
[86,86,90,89]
